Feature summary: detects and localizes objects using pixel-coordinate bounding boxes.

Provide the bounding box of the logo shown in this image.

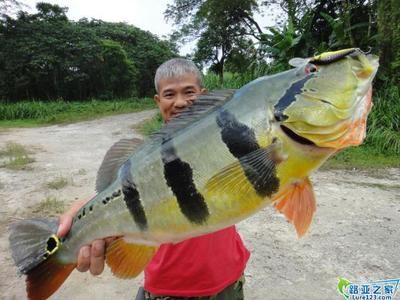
[338,277,400,300]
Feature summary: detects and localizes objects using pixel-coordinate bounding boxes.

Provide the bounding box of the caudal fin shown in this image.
[8,218,76,300]
[26,255,75,300]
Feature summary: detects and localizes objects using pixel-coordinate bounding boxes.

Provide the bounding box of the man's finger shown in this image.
[77,245,91,272]
[90,239,106,276]
[57,214,72,237]
[57,199,89,237]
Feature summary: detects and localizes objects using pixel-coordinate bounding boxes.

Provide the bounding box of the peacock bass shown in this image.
[9,48,378,300]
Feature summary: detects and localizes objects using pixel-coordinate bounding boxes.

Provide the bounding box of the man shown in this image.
[58,58,250,299]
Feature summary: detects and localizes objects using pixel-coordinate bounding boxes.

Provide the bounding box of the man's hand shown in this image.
[57,199,116,276]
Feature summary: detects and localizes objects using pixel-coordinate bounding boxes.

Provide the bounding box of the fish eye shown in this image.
[305,64,318,74]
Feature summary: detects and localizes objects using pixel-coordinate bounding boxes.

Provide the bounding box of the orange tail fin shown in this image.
[273,177,316,237]
[26,256,75,300]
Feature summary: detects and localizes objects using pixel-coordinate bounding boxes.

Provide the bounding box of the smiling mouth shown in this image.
[280,125,315,146]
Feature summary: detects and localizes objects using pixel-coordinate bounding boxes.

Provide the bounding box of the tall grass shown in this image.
[0,98,156,126]
[365,85,400,154]
[203,72,251,91]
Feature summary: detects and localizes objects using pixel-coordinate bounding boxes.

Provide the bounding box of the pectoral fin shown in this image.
[105,238,157,278]
[273,177,316,237]
[206,142,284,199]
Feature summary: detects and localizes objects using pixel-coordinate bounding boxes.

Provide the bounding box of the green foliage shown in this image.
[364,86,400,154]
[203,72,251,90]
[260,18,302,70]
[377,0,400,86]
[137,113,163,136]
[0,3,176,102]
[324,146,400,170]
[0,142,35,170]
[79,20,176,97]
[166,0,261,80]
[0,98,156,126]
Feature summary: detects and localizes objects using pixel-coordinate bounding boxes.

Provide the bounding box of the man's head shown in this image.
[154,58,207,122]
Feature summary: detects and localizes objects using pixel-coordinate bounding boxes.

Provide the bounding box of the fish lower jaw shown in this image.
[280,124,315,146]
[276,124,336,157]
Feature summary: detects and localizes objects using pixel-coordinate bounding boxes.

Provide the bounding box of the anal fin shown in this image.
[105,238,157,278]
[273,177,316,237]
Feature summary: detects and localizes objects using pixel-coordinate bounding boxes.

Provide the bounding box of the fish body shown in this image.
[8,48,378,300]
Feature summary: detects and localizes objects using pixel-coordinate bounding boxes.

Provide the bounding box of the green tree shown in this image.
[377,0,400,85]
[79,19,176,96]
[166,0,262,80]
[92,39,137,99]
[259,0,378,70]
[0,3,176,101]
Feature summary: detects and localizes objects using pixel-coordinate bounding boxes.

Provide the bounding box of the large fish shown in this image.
[9,48,378,300]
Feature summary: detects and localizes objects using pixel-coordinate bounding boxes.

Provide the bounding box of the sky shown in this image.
[23,0,175,37]
[21,0,276,55]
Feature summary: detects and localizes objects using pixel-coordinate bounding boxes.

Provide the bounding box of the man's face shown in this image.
[154,73,206,122]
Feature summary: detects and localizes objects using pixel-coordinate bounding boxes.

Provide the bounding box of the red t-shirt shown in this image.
[144,226,250,297]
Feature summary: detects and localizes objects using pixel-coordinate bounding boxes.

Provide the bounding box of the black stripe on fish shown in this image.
[120,160,148,230]
[216,109,279,197]
[161,139,209,224]
[274,75,313,122]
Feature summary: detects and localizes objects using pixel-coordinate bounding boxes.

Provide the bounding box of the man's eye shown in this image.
[186,90,195,95]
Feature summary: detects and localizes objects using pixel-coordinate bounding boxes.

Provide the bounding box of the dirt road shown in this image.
[0,111,399,300]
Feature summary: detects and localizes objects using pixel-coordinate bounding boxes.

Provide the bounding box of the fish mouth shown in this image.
[280,125,315,146]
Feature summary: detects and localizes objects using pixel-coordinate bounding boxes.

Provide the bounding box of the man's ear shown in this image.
[200,88,208,95]
[154,94,161,105]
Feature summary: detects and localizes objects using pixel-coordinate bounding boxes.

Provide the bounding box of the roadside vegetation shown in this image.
[136,113,163,136]
[0,142,35,170]
[0,98,156,127]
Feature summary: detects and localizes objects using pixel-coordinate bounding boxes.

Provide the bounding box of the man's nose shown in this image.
[174,95,190,108]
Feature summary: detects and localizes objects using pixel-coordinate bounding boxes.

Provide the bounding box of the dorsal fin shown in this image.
[96,138,143,192]
[150,89,236,142]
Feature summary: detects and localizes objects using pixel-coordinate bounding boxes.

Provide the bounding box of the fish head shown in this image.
[276,48,379,150]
